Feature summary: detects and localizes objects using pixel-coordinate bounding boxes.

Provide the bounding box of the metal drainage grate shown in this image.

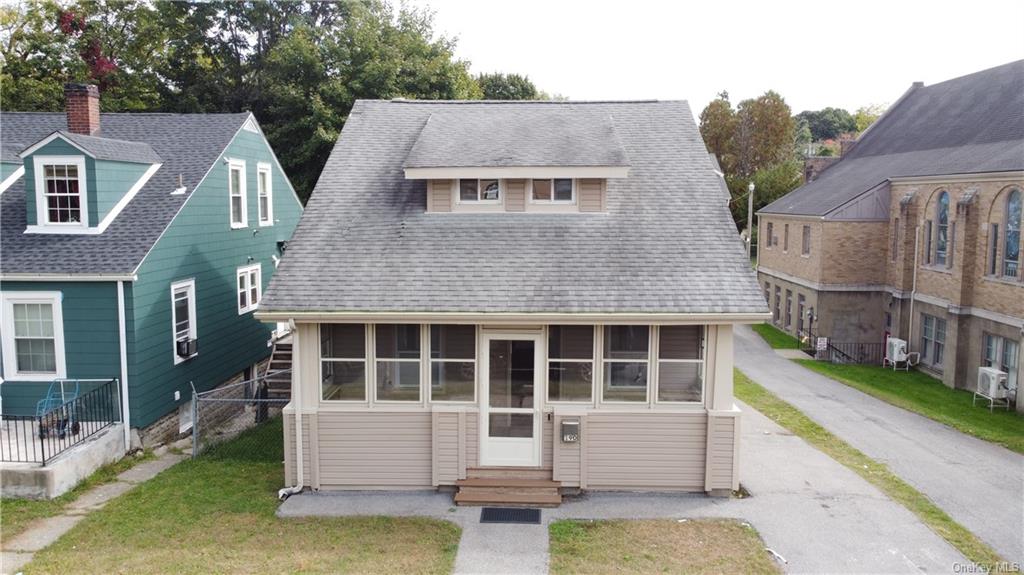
[480,507,541,524]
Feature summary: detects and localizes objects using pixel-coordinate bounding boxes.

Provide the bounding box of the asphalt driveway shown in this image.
[735,324,1024,563]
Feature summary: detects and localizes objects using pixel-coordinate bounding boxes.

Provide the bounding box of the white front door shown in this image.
[479,333,542,467]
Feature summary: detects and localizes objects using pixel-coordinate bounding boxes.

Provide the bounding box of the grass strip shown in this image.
[734,369,1005,570]
[750,323,801,349]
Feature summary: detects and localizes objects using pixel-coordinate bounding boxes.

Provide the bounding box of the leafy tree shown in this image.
[476,72,539,100]
[727,160,802,230]
[854,103,886,133]
[796,107,856,141]
[735,90,796,177]
[699,91,738,175]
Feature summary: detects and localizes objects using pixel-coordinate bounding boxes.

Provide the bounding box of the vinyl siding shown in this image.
[0,161,21,181]
[705,413,739,490]
[432,410,461,484]
[91,159,151,224]
[505,179,526,212]
[0,281,121,415]
[316,411,433,488]
[283,411,311,486]
[427,179,452,212]
[552,414,582,487]
[585,412,707,490]
[578,179,604,212]
[127,128,302,428]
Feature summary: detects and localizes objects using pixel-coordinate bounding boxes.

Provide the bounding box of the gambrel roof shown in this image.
[261,100,767,316]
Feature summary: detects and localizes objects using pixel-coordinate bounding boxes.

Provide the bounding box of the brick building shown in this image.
[755,60,1023,410]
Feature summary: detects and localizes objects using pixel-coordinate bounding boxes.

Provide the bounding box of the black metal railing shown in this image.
[825,342,885,365]
[1,378,121,466]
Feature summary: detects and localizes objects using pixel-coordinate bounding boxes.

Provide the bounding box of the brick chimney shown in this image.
[65,83,100,135]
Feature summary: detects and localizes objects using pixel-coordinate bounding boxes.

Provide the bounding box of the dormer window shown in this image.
[531,179,574,203]
[35,156,87,226]
[459,178,500,203]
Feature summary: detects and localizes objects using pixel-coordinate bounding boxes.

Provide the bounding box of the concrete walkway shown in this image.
[735,324,1024,563]
[1,449,186,574]
[279,403,966,574]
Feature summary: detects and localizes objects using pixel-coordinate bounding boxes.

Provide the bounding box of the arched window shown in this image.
[1005,188,1022,278]
[935,191,949,266]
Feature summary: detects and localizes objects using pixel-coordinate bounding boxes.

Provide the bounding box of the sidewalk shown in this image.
[279,403,966,574]
[1,449,186,574]
[735,324,1024,563]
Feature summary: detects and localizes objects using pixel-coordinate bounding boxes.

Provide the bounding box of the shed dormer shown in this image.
[403,108,629,213]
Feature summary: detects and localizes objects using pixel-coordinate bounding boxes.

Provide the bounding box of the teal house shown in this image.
[0,84,302,447]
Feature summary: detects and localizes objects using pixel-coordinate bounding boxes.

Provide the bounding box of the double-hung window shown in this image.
[920,314,946,369]
[375,324,421,402]
[459,179,500,203]
[35,156,87,226]
[773,286,781,322]
[765,222,774,248]
[228,159,247,228]
[429,325,476,401]
[657,326,704,403]
[1,292,66,380]
[783,224,790,251]
[785,290,793,328]
[531,179,574,203]
[236,264,261,314]
[547,326,594,402]
[257,162,273,226]
[171,279,197,364]
[602,325,649,402]
[321,324,367,401]
[983,333,1019,388]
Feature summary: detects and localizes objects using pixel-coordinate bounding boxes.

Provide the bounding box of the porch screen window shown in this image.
[429,325,475,402]
[1,292,66,380]
[920,314,946,369]
[321,324,367,401]
[532,179,574,203]
[375,324,421,402]
[657,326,704,402]
[459,179,500,202]
[42,163,84,224]
[171,279,197,364]
[1004,189,1021,278]
[603,325,649,402]
[983,333,1019,388]
[236,264,261,314]
[547,325,594,402]
[229,160,247,228]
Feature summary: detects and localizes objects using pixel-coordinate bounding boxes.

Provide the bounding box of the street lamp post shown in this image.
[746,181,755,260]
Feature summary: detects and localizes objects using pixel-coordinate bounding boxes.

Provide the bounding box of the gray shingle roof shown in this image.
[1,112,250,275]
[761,59,1024,217]
[261,100,767,315]
[55,130,163,164]
[404,106,629,168]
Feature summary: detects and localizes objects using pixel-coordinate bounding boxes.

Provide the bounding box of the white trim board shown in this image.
[405,166,630,180]
[18,132,94,159]
[256,310,771,324]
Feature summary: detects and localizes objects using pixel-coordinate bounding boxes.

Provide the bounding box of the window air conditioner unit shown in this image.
[887,337,908,363]
[176,338,198,358]
[977,367,1008,399]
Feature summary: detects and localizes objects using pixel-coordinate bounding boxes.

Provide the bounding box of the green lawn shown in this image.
[796,360,1024,454]
[734,369,1004,570]
[549,518,780,575]
[751,322,800,349]
[1,449,156,540]
[24,418,461,574]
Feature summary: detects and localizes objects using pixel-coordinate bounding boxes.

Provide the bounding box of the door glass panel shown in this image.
[489,413,533,438]
[488,340,535,408]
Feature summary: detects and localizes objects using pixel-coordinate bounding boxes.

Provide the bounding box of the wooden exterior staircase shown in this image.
[262,334,293,400]
[454,467,562,507]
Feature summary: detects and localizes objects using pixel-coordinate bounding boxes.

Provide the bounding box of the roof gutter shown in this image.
[0,273,137,282]
[255,310,773,325]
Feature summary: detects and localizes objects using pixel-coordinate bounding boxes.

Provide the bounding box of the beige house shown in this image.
[256,100,768,504]
[757,60,1023,410]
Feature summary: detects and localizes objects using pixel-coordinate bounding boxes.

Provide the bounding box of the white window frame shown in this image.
[919,314,945,370]
[372,323,423,404]
[257,162,273,227]
[529,178,576,205]
[171,279,197,365]
[653,325,706,405]
[545,325,596,405]
[33,155,88,228]
[428,324,477,404]
[982,333,1019,387]
[599,325,651,404]
[455,178,502,204]
[319,323,370,403]
[1,291,67,381]
[228,158,247,229]
[236,263,262,315]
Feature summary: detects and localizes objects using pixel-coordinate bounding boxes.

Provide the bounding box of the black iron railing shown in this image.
[1,378,121,466]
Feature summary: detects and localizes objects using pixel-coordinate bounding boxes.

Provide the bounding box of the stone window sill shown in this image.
[921,265,953,275]
[981,275,1024,287]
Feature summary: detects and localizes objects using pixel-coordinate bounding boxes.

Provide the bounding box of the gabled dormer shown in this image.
[403,108,630,213]
[19,84,162,235]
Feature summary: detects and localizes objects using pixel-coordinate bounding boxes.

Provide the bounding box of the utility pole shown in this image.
[746,181,755,260]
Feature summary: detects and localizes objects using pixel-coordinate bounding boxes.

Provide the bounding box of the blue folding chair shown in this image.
[35,380,80,439]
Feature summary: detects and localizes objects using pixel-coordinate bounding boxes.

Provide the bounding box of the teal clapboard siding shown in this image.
[0,281,121,415]
[128,127,302,428]
[1,161,21,182]
[22,137,152,227]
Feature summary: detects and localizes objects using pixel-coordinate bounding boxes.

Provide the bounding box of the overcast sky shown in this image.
[410,0,1024,118]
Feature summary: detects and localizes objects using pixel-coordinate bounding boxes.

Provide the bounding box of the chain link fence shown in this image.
[192,370,290,460]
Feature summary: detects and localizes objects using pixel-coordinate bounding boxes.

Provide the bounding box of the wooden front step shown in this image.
[454,491,561,507]
[466,467,553,481]
[455,472,561,507]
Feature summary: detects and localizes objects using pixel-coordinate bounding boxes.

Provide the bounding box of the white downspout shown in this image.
[279,318,303,500]
[117,280,131,450]
[908,225,920,348]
